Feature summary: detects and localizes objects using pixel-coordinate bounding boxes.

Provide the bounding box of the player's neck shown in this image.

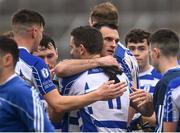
[0,69,14,84]
[14,36,33,52]
[139,64,151,73]
[159,56,178,73]
[83,54,100,59]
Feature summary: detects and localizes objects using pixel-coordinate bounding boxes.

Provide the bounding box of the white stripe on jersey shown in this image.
[32,87,44,132]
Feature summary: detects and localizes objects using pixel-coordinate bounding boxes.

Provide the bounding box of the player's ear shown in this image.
[79,44,86,56]
[153,47,160,58]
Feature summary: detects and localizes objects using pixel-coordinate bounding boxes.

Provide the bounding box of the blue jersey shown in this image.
[153,67,180,132]
[0,74,54,132]
[15,47,56,110]
[61,67,130,132]
[114,42,139,88]
[139,66,162,95]
[163,73,180,131]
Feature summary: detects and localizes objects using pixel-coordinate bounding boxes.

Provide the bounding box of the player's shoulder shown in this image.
[19,48,45,66]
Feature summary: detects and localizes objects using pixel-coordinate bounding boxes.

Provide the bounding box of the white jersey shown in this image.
[139,66,162,95]
[114,42,139,88]
[61,67,130,132]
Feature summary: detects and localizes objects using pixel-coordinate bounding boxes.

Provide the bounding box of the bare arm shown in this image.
[129,87,154,117]
[44,80,127,113]
[55,56,119,77]
[163,122,177,132]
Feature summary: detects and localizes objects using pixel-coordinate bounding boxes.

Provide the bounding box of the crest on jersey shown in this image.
[41,68,49,78]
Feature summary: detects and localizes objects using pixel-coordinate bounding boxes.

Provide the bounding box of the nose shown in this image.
[111,40,117,48]
[133,49,140,57]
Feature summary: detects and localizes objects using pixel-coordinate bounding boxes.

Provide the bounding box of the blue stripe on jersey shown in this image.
[116,97,121,109]
[94,120,127,129]
[80,109,98,132]
[108,99,113,109]
[87,107,93,114]
[88,67,103,74]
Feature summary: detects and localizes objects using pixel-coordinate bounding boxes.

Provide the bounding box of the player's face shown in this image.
[33,44,58,70]
[69,36,81,59]
[127,40,150,71]
[100,26,119,56]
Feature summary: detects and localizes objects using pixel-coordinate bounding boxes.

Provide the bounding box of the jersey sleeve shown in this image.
[163,87,180,122]
[13,86,54,132]
[114,43,139,89]
[33,59,56,95]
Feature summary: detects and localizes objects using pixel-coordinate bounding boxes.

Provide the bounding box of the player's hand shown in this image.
[96,56,120,69]
[130,87,152,107]
[96,80,127,100]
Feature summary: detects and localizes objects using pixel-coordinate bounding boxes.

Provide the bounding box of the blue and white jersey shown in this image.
[114,42,139,88]
[0,74,54,132]
[130,66,162,127]
[153,67,180,132]
[163,75,180,131]
[15,47,56,110]
[139,66,162,95]
[61,67,130,132]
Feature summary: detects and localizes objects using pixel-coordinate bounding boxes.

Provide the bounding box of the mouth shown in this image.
[107,50,114,55]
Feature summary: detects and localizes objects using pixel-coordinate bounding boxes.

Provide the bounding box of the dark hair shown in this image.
[40,34,56,49]
[71,26,103,55]
[149,28,179,57]
[12,9,45,27]
[125,28,150,46]
[93,23,118,30]
[0,36,19,67]
[90,2,119,26]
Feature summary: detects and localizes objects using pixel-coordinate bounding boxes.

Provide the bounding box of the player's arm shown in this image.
[55,55,119,77]
[163,88,179,132]
[163,122,177,132]
[44,81,127,113]
[129,87,154,117]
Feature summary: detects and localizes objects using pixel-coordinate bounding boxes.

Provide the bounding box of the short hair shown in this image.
[0,36,19,67]
[149,28,179,57]
[12,9,45,28]
[93,23,118,30]
[71,26,103,55]
[39,34,56,49]
[125,28,150,46]
[89,2,119,26]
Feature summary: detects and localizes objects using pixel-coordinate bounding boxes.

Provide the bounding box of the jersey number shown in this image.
[108,97,121,109]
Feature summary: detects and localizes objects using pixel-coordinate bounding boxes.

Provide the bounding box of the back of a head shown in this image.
[0,36,19,67]
[12,9,45,32]
[40,34,56,49]
[149,28,179,57]
[125,28,150,46]
[89,2,119,26]
[71,26,103,55]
